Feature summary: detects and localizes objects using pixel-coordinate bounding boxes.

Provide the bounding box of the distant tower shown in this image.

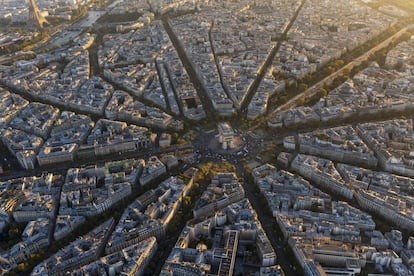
[27,0,48,29]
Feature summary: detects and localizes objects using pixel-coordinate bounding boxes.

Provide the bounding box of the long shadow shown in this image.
[239,0,307,112]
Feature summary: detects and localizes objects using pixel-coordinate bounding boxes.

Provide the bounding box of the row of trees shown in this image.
[264,25,413,119]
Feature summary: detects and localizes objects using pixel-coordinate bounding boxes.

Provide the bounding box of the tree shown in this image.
[17,262,28,271]
[324,66,335,75]
[298,83,308,92]
[184,196,192,206]
[334,59,345,68]
[8,225,20,240]
[342,67,351,76]
[297,97,306,106]
[280,95,288,104]
[319,88,328,97]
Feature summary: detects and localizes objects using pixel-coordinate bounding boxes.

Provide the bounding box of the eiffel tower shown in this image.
[27,0,48,29]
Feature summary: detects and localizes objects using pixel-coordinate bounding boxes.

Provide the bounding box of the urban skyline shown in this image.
[0,0,414,275]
